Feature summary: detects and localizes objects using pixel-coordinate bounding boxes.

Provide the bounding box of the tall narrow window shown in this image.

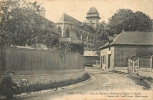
[58,27,62,37]
[66,28,69,37]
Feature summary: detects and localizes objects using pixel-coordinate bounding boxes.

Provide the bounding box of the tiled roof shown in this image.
[111,31,153,45]
[57,13,94,33]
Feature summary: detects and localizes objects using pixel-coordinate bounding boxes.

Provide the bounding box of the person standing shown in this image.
[1,71,20,100]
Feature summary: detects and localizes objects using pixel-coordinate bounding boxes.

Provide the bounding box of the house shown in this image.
[100,31,153,70]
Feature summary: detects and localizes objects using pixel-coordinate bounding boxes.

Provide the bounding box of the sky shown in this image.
[30,0,153,23]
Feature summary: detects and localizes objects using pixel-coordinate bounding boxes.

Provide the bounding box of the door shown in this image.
[108,55,110,68]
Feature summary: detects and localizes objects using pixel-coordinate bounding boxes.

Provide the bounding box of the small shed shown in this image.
[83,51,99,66]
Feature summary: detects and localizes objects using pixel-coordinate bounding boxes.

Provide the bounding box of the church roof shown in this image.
[58,13,94,33]
[58,13,82,26]
[86,7,100,19]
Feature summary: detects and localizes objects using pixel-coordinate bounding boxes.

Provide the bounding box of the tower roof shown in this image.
[86,7,100,19]
[87,7,99,14]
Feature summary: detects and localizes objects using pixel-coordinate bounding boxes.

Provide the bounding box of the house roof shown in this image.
[111,31,153,45]
[100,31,153,49]
[108,35,116,42]
[83,51,98,56]
[57,13,94,33]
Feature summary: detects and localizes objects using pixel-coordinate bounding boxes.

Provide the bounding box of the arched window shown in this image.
[66,28,69,38]
[58,27,62,37]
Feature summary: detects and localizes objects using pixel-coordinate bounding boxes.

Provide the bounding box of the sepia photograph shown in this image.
[0,0,153,100]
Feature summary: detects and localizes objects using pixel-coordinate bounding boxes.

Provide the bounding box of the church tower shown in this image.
[85,7,101,30]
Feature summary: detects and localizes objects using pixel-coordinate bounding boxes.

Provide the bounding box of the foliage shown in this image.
[61,42,84,55]
[0,0,59,48]
[70,43,84,55]
[94,21,108,56]
[107,9,152,35]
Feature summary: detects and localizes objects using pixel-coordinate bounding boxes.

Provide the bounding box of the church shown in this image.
[35,7,101,55]
[56,7,101,51]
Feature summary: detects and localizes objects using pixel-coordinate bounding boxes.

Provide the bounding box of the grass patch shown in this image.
[127,75,151,90]
[15,73,90,94]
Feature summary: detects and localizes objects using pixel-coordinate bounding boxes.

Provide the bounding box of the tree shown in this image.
[94,21,108,56]
[0,0,59,48]
[61,42,84,55]
[107,9,152,35]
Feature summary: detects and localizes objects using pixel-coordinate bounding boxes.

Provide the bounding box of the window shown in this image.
[66,28,69,37]
[58,27,62,37]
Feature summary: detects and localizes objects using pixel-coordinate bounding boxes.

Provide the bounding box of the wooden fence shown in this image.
[0,47,85,72]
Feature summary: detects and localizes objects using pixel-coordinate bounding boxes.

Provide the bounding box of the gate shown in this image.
[128,59,139,68]
[128,56,139,74]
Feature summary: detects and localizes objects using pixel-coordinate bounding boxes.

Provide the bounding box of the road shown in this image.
[20,67,108,100]
[20,67,152,100]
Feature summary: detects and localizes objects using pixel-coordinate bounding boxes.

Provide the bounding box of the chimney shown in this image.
[38,7,45,17]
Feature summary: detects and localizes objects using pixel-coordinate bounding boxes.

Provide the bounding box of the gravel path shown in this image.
[100,73,144,90]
